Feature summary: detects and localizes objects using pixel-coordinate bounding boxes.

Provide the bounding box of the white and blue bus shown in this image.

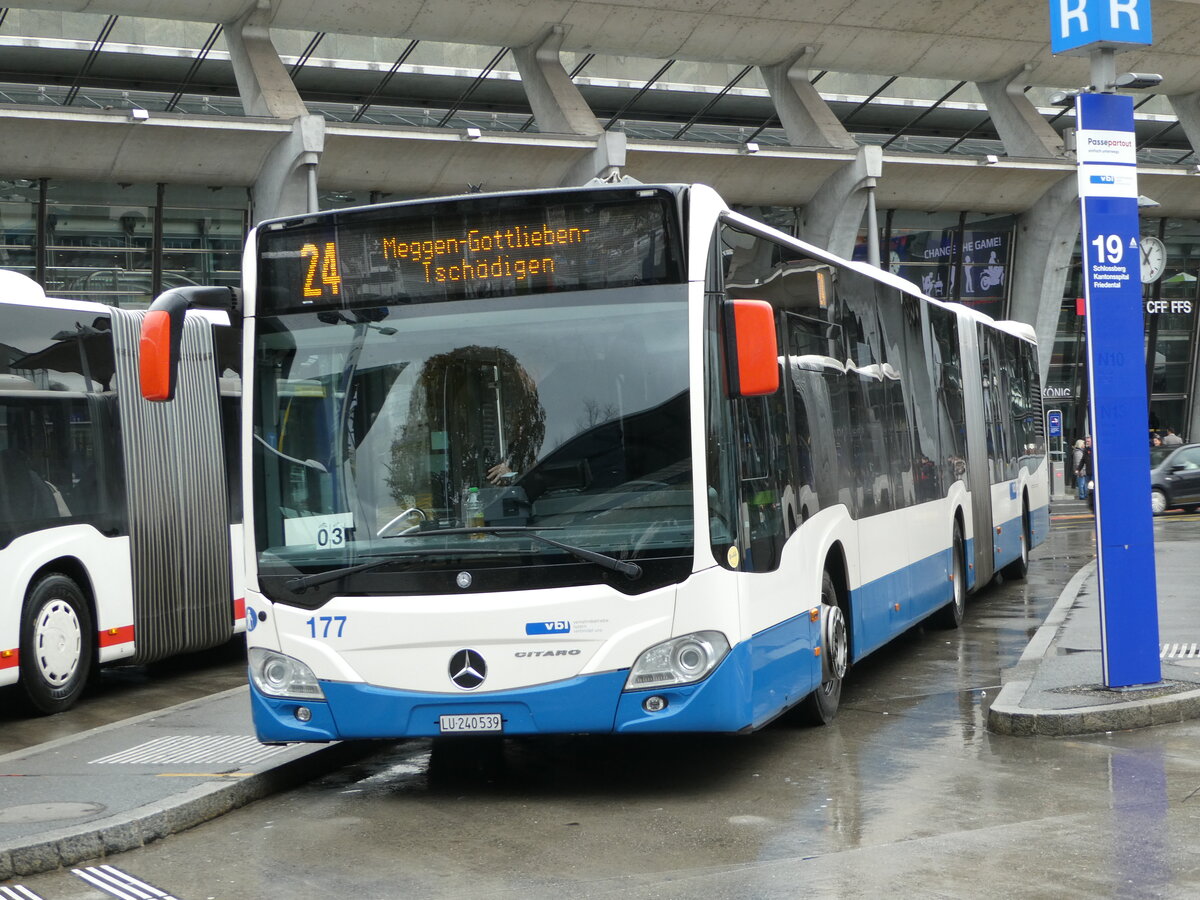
[0,271,246,714]
[146,183,1047,740]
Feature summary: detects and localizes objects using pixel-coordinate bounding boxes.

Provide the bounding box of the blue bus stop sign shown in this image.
[1047,410,1063,438]
[1076,90,1161,688]
[1050,0,1153,54]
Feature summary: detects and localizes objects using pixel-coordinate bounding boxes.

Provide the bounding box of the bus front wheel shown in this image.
[799,570,847,726]
[20,574,94,715]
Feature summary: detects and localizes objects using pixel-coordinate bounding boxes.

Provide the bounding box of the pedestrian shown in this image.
[1072,438,1086,499]
[1163,426,1183,446]
[1152,434,1163,448]
[1079,436,1094,505]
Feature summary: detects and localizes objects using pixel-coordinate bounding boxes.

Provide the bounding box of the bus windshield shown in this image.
[252,285,692,602]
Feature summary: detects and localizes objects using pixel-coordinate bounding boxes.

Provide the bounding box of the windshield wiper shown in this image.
[283,547,497,593]
[395,526,643,580]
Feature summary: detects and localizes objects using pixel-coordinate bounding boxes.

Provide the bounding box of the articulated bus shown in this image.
[0,271,245,713]
[145,183,1047,741]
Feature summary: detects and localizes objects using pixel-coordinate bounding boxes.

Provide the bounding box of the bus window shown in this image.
[0,305,126,547]
[837,270,890,516]
[929,305,967,490]
[875,285,915,510]
[893,293,942,503]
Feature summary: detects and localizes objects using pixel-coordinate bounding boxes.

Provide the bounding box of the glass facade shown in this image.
[1046,219,1200,448]
[0,179,247,308]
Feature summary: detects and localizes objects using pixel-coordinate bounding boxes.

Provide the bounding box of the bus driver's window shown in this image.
[390,346,545,526]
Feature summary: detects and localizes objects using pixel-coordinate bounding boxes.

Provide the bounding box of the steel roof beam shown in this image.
[63,15,117,106]
[350,40,419,123]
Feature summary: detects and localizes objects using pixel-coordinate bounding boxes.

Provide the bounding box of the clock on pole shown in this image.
[1140,235,1166,283]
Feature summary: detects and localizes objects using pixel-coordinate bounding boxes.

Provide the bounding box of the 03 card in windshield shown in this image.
[255,188,684,313]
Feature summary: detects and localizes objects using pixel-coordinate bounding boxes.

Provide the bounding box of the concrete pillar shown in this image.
[225,2,308,119]
[513,26,603,136]
[798,145,881,258]
[1167,91,1200,154]
[225,2,322,221]
[975,65,1065,159]
[759,48,858,150]
[1007,174,1080,386]
[560,130,627,186]
[252,115,325,221]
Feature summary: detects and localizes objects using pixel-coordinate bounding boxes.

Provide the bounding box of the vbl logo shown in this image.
[525,620,571,635]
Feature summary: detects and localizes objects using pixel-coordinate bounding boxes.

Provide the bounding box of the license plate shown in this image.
[438,713,503,733]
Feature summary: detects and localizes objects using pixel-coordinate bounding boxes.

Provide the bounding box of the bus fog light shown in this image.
[249,648,325,700]
[295,706,313,722]
[625,631,729,690]
[643,695,668,713]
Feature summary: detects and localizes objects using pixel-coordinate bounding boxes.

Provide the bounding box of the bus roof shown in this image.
[0,269,231,326]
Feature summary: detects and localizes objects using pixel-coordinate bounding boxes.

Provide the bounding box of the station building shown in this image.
[1,0,1199,446]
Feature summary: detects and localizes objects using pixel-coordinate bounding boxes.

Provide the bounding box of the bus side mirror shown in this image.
[724,299,780,397]
[139,292,188,401]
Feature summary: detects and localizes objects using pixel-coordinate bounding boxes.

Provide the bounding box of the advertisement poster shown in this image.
[855,218,1013,317]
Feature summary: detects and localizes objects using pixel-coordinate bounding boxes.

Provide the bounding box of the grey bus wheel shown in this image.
[798,571,847,726]
[20,574,94,715]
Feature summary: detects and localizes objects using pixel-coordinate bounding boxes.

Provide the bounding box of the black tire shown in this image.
[19,574,94,715]
[934,522,967,629]
[798,571,847,726]
[1000,504,1030,581]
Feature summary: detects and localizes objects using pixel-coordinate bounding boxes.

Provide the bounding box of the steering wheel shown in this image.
[377,507,427,538]
[621,480,669,491]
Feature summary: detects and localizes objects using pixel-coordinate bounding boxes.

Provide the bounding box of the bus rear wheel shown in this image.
[1000,503,1030,581]
[798,570,847,726]
[934,522,966,629]
[20,574,94,715]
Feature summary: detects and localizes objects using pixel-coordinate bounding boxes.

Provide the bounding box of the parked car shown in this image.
[1150,442,1200,515]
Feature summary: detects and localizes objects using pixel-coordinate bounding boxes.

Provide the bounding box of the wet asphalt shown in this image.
[5,508,1200,898]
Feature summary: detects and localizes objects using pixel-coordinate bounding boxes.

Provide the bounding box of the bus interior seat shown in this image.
[0,447,61,521]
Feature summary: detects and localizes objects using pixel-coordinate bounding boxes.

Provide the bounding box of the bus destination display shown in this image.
[257,190,683,313]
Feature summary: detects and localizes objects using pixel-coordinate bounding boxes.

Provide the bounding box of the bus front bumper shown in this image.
[249,644,757,741]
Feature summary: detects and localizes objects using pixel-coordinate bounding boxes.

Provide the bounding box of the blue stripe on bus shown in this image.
[852,546,955,659]
[1031,503,1050,548]
[250,516,1050,742]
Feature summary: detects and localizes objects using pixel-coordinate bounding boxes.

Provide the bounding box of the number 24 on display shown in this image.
[306,615,347,638]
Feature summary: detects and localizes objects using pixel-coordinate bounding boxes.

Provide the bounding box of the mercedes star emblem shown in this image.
[449,648,487,690]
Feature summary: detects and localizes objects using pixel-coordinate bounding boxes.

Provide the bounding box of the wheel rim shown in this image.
[33,599,82,688]
[1152,490,1166,514]
[821,603,848,685]
[953,541,966,614]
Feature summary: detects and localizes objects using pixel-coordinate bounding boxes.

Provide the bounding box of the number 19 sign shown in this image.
[1076,90,1161,688]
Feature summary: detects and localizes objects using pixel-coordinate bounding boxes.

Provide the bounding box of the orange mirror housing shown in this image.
[139,293,188,402]
[725,298,780,397]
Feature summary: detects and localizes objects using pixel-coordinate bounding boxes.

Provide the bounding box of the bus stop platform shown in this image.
[988,519,1200,736]
[0,687,370,881]
[3,516,1200,880]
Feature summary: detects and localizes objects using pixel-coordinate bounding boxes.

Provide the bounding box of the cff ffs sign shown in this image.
[1050,0,1153,54]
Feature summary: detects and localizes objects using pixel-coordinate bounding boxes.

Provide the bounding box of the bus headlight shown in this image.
[249,648,325,700]
[624,631,729,690]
